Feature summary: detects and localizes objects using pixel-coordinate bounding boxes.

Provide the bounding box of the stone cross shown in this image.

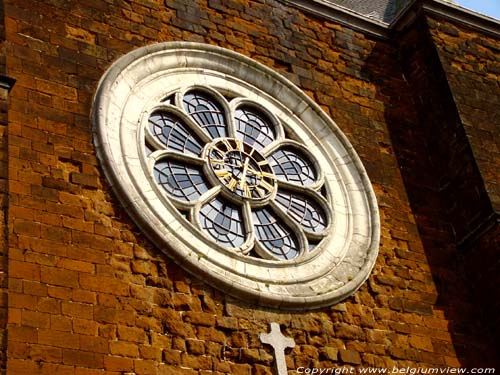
[259,322,295,375]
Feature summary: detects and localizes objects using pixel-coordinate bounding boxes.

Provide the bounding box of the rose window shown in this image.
[92,42,380,309]
[146,89,330,261]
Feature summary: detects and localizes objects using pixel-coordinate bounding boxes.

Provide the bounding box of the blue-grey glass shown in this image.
[234,107,275,151]
[154,160,209,202]
[149,111,203,156]
[275,191,327,233]
[253,208,299,260]
[268,148,316,186]
[200,198,246,248]
[183,91,227,139]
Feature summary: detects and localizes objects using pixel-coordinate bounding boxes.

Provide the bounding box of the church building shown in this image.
[0,0,498,373]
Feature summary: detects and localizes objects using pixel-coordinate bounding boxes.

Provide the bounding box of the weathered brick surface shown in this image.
[426,18,500,348]
[1,0,499,374]
[0,1,9,371]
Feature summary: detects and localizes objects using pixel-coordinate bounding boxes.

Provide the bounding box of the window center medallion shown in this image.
[206,138,276,202]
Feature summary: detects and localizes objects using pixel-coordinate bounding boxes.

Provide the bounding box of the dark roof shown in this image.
[327,0,412,23]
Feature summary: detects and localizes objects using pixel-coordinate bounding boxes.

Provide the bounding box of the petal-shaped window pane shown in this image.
[149,111,203,156]
[268,147,317,186]
[154,160,209,202]
[235,107,275,151]
[183,91,227,139]
[275,191,327,233]
[200,197,246,248]
[253,208,299,260]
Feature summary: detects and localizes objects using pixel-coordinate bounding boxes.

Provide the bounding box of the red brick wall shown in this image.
[428,18,500,215]
[386,16,498,366]
[1,0,498,374]
[427,17,500,350]
[1,0,9,372]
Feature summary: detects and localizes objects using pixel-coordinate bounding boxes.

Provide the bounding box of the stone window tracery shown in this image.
[92,42,380,309]
[146,88,330,261]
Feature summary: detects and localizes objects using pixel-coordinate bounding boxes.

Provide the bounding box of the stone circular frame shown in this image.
[92,42,380,309]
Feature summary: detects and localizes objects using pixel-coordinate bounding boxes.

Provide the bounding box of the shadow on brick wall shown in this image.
[362,17,499,367]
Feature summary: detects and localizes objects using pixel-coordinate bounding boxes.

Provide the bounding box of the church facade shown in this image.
[0,0,498,374]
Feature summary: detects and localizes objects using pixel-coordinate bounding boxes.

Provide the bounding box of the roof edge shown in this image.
[419,0,500,38]
[283,0,500,39]
[280,0,390,39]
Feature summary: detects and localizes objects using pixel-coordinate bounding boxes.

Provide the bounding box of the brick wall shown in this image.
[0,0,9,372]
[428,18,500,216]
[387,16,498,366]
[1,0,499,374]
[427,17,500,349]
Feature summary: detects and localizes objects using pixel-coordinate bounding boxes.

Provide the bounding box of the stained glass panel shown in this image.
[253,208,299,260]
[234,106,275,151]
[200,197,246,248]
[275,191,327,233]
[268,148,316,186]
[149,111,203,156]
[154,160,209,202]
[183,91,227,139]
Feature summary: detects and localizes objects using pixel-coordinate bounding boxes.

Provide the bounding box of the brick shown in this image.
[409,335,434,352]
[35,78,77,101]
[162,349,181,365]
[333,323,365,340]
[28,344,62,363]
[21,310,51,329]
[62,349,103,368]
[72,319,98,336]
[196,326,226,343]
[183,311,216,327]
[65,25,96,44]
[13,219,41,237]
[40,224,72,243]
[320,347,338,361]
[51,315,73,332]
[41,266,79,288]
[62,301,93,319]
[40,363,76,375]
[163,319,196,339]
[8,326,38,343]
[72,289,96,304]
[186,339,205,355]
[109,341,139,357]
[104,355,134,372]
[117,325,148,343]
[9,260,40,281]
[6,359,39,374]
[135,359,158,375]
[338,349,362,365]
[38,328,80,349]
[70,172,100,188]
[79,274,129,296]
[79,335,109,354]
[62,216,94,233]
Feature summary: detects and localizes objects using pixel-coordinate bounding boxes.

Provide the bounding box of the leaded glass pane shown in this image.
[268,148,316,186]
[183,91,227,139]
[200,197,246,248]
[149,111,203,156]
[275,191,327,233]
[253,208,299,260]
[154,160,209,202]
[234,107,275,151]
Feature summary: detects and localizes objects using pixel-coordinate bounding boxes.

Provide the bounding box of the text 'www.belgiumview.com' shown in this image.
[296,367,496,375]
